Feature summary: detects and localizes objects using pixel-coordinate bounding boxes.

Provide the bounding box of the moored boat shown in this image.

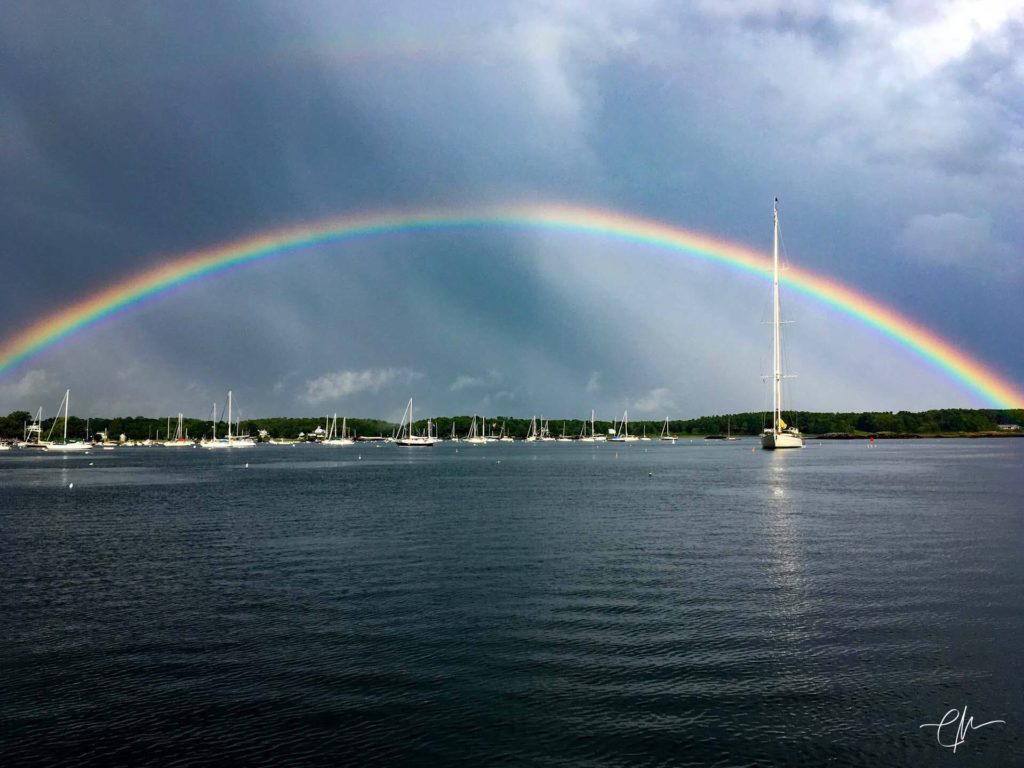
[761,199,804,450]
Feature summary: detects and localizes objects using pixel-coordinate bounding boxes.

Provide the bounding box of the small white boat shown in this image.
[577,410,602,443]
[162,413,191,446]
[538,417,556,442]
[464,415,487,445]
[609,410,639,442]
[659,417,676,444]
[725,418,739,441]
[524,416,539,442]
[497,420,514,442]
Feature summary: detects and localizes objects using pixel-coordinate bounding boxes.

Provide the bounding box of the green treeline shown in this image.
[0,412,395,442]
[669,408,1024,436]
[2,408,1021,441]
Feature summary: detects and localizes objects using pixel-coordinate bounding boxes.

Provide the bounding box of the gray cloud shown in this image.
[302,368,422,405]
[896,212,1018,271]
[0,1,1021,417]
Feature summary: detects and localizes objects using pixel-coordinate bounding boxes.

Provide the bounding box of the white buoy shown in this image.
[245,463,249,468]
[68,483,74,489]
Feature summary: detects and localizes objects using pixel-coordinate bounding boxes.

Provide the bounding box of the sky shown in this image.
[1,0,1022,421]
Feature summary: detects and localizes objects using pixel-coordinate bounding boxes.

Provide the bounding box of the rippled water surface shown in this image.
[2,439,1022,766]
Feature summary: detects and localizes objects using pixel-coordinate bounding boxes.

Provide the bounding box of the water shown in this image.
[2,439,1022,766]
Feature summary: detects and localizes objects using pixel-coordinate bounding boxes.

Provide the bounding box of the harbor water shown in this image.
[2,439,1021,766]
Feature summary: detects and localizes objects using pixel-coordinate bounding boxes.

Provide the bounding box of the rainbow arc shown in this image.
[0,202,1021,407]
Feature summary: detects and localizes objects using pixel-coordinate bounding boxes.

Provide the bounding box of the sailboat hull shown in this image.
[761,431,804,449]
[45,442,91,452]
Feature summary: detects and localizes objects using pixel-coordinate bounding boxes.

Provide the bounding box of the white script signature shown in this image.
[919,706,1005,752]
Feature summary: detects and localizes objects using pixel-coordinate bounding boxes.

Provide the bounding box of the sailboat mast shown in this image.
[64,389,69,443]
[227,391,233,440]
[772,198,782,434]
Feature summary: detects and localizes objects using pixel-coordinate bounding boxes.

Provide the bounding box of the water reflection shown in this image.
[761,453,812,645]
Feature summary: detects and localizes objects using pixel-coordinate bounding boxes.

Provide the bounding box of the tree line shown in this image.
[1,408,1021,441]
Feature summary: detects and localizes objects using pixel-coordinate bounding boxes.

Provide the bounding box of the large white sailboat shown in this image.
[322,414,355,446]
[762,198,804,450]
[395,398,438,446]
[45,390,91,452]
[203,391,256,448]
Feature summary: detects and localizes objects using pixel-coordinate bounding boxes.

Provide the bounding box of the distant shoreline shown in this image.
[2,408,1021,442]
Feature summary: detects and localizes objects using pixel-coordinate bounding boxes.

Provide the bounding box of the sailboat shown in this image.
[18,407,48,449]
[203,391,256,448]
[659,417,676,443]
[725,417,738,441]
[538,417,556,442]
[609,410,639,442]
[45,390,91,452]
[761,199,804,450]
[395,398,438,446]
[578,409,602,442]
[322,413,355,446]
[464,414,487,445]
[525,416,539,442]
[162,413,191,446]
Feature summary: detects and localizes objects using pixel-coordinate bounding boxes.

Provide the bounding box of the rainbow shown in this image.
[1,202,1021,407]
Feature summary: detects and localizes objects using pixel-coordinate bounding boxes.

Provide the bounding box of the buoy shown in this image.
[648,472,653,477]
[89,462,94,466]
[358,455,362,460]
[245,463,249,468]
[68,483,74,489]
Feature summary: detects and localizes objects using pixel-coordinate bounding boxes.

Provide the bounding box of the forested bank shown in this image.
[1,409,1020,441]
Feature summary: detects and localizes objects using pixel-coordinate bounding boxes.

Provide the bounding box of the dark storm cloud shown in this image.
[1,1,1022,416]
